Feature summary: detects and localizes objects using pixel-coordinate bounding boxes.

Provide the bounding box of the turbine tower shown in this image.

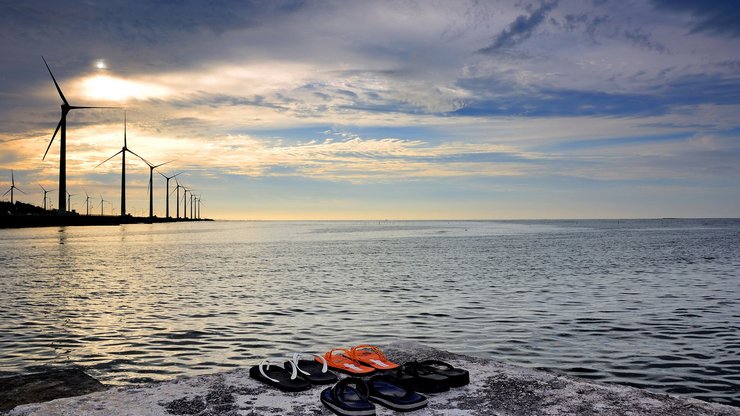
[182,187,189,219]
[99,195,107,216]
[97,112,146,218]
[158,171,182,219]
[41,56,117,214]
[190,192,195,219]
[84,191,91,216]
[66,191,75,213]
[3,170,25,204]
[173,178,184,219]
[39,185,54,211]
[143,160,171,219]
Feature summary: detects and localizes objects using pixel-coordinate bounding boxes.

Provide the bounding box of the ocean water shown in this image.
[0,219,738,406]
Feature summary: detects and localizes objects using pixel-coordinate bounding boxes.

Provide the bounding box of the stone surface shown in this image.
[5,342,740,415]
[0,368,107,412]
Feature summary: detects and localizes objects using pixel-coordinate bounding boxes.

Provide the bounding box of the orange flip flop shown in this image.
[319,348,375,375]
[346,345,399,371]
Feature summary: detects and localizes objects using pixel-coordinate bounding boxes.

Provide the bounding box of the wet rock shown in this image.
[0,368,107,412]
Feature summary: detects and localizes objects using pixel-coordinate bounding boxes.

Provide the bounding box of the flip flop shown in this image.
[367,374,428,412]
[396,362,450,393]
[289,352,337,384]
[249,359,311,392]
[418,359,470,387]
[346,345,399,371]
[320,377,376,416]
[320,349,375,375]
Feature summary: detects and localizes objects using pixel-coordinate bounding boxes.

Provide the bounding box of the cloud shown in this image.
[651,0,740,37]
[178,134,536,182]
[478,1,559,54]
[452,71,740,118]
[623,28,668,53]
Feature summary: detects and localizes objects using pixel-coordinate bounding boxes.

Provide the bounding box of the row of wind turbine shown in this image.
[41,57,190,219]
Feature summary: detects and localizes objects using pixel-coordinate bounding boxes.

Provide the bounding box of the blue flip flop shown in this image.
[367,374,428,412]
[320,377,376,416]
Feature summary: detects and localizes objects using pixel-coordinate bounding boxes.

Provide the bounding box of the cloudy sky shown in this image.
[1,0,739,219]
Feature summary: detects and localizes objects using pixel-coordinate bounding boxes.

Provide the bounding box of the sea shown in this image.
[0,219,738,407]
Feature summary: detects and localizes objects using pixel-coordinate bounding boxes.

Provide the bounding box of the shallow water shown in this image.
[0,219,738,406]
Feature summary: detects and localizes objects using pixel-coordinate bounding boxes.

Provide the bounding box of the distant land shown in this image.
[0,201,211,228]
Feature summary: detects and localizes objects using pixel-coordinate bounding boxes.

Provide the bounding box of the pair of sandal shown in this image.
[321,345,398,375]
[249,352,338,392]
[321,375,427,415]
[396,360,470,393]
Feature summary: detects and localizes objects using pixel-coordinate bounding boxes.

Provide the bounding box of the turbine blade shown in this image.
[69,106,120,109]
[2,189,10,197]
[124,112,127,148]
[16,187,26,194]
[126,149,150,166]
[153,160,172,169]
[43,118,63,160]
[42,56,69,105]
[11,170,14,185]
[96,150,123,168]
[39,184,46,192]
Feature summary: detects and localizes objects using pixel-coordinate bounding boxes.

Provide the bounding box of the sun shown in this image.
[95,59,107,70]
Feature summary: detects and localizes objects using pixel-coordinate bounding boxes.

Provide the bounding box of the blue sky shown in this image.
[1,0,739,219]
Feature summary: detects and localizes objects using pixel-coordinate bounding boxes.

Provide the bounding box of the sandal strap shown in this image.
[259,359,297,383]
[331,377,369,403]
[419,359,454,370]
[292,352,328,375]
[348,344,387,361]
[325,348,350,365]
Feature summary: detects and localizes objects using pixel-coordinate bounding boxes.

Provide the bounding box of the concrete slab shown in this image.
[6,342,739,415]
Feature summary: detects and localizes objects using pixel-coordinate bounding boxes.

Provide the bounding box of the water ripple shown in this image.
[0,219,739,407]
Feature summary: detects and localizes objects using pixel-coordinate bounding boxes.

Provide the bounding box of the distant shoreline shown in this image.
[0,214,213,229]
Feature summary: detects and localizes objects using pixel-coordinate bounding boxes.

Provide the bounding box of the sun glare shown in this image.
[82,75,170,101]
[95,59,107,70]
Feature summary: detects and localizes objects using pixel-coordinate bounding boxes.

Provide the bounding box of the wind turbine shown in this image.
[182,187,190,219]
[39,184,55,211]
[99,195,107,216]
[97,112,147,218]
[3,170,25,204]
[158,171,182,219]
[84,191,91,216]
[66,191,75,213]
[173,178,184,219]
[190,192,195,219]
[143,160,171,219]
[41,56,117,214]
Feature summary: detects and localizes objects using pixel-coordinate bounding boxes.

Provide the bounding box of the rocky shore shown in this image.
[4,342,739,415]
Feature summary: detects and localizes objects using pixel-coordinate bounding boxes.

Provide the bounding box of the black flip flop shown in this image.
[249,359,311,392]
[418,359,470,387]
[288,352,338,385]
[396,361,450,393]
[320,377,376,416]
[367,374,428,412]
